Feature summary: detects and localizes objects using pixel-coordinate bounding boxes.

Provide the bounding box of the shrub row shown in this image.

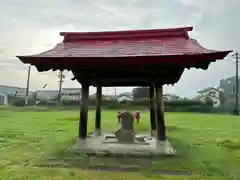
[9,98,232,114]
[8,98,216,108]
[9,98,35,106]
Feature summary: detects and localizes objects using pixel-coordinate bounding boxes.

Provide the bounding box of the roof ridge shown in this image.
[61,27,193,42]
[0,84,25,89]
[198,87,220,93]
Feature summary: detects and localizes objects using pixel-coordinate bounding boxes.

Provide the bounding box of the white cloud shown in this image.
[0,0,238,97]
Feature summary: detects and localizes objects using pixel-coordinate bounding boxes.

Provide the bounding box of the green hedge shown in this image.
[10,98,35,107]
[165,100,205,106]
[37,100,57,106]
[11,98,206,108]
[9,98,232,114]
[61,100,80,106]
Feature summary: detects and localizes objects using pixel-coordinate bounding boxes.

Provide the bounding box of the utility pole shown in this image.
[57,70,65,105]
[232,52,239,115]
[25,66,31,105]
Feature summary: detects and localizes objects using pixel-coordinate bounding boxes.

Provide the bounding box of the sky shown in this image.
[0,0,238,97]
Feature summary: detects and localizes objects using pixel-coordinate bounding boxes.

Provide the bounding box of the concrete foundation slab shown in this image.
[73,133,176,156]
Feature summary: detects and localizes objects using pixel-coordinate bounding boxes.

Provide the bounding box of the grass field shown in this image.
[0,107,240,180]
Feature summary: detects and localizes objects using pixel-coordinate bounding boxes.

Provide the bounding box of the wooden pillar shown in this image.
[155,85,166,141]
[149,85,156,135]
[78,84,89,139]
[95,85,102,135]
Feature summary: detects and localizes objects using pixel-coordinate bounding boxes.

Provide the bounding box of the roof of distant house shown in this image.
[117,92,133,98]
[0,84,25,89]
[37,90,58,93]
[198,87,221,93]
[62,88,81,90]
[192,93,220,100]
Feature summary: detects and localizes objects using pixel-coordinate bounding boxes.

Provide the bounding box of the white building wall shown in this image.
[0,93,8,105]
[198,88,221,108]
[36,91,59,101]
[61,88,81,101]
[199,89,220,98]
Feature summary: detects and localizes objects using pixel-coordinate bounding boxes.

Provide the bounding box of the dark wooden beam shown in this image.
[95,85,102,135]
[80,78,179,87]
[71,66,184,86]
[155,85,166,141]
[78,84,89,139]
[70,62,184,73]
[149,84,156,135]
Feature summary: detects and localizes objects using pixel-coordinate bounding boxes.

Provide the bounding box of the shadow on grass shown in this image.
[36,138,152,169]
[166,125,182,132]
[34,136,193,175]
[0,114,11,118]
[56,117,78,122]
[216,139,240,150]
[0,110,12,118]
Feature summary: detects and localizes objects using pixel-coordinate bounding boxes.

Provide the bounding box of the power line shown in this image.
[232,52,239,115]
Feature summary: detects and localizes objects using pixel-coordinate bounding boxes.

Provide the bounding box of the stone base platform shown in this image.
[72,133,176,157]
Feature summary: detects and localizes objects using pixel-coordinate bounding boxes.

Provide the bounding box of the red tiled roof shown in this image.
[17,27,231,58]
[22,38,221,58]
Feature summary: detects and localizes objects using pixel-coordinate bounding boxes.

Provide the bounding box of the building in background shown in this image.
[0,85,24,97]
[36,88,82,102]
[198,87,221,98]
[61,88,81,101]
[219,76,240,108]
[36,90,59,101]
[220,76,239,96]
[0,85,34,104]
[194,87,222,107]
[0,93,8,105]
[117,93,133,102]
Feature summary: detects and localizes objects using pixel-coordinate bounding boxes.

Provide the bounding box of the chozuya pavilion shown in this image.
[17,26,231,156]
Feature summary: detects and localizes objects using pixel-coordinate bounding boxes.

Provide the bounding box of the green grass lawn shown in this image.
[0,107,240,180]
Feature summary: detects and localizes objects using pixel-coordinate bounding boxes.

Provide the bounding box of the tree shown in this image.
[204,97,214,107]
[132,87,149,99]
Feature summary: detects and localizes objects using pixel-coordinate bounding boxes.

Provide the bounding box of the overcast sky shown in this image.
[0,0,238,97]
